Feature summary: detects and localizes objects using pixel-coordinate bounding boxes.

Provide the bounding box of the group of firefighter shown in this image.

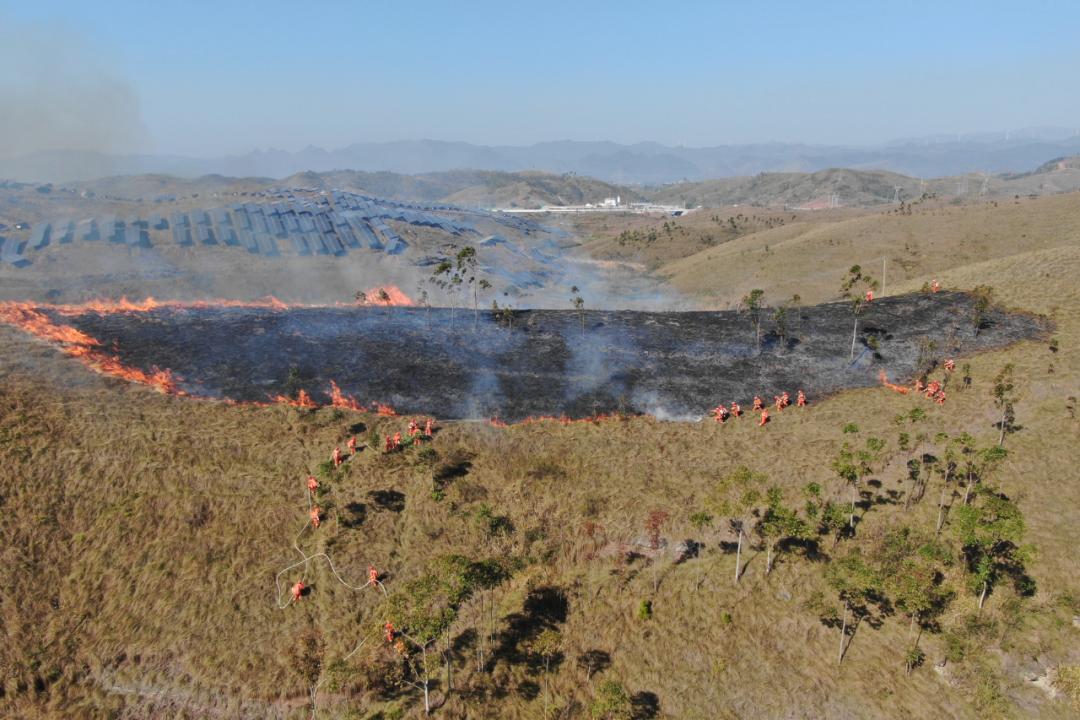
[288,416,436,606]
[382,417,435,454]
[712,388,807,427]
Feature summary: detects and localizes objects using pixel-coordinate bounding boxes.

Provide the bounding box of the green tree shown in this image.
[826,548,884,664]
[590,679,633,719]
[530,628,563,712]
[383,555,506,714]
[951,487,1028,609]
[992,364,1017,447]
[930,433,959,534]
[876,528,954,664]
[711,466,766,583]
[757,487,813,574]
[804,481,849,547]
[840,265,878,361]
[454,245,488,331]
[967,445,1008,502]
[832,424,886,530]
[741,288,766,350]
[970,285,994,338]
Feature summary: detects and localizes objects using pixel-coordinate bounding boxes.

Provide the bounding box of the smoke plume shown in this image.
[0,15,148,161]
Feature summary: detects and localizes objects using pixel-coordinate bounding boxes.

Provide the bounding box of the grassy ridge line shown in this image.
[658,193,1080,308]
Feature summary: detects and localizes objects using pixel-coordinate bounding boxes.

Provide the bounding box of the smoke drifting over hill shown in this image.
[0,16,147,165]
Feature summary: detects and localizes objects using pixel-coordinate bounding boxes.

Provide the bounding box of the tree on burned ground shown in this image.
[740,288,765,351]
[571,285,586,337]
[431,259,462,328]
[839,265,878,361]
[970,285,995,338]
[432,245,491,331]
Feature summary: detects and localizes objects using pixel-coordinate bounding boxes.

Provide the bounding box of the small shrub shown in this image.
[590,679,632,719]
[637,599,652,620]
[905,646,925,673]
[689,511,713,531]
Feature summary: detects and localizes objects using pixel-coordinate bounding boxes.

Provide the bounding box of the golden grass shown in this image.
[660,192,1080,309]
[2,193,1079,718]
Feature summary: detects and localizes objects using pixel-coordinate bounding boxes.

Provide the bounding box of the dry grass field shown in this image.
[1,191,1078,719]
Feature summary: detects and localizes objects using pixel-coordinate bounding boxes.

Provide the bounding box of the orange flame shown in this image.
[0,302,184,394]
[361,285,414,307]
[50,295,290,316]
[328,380,364,411]
[373,402,397,416]
[271,389,317,408]
[878,370,910,395]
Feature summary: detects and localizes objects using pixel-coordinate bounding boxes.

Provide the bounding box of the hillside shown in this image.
[1,188,1078,718]
[648,160,1080,210]
[655,192,1080,309]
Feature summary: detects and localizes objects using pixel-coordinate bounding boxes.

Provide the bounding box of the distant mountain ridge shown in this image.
[5,131,1080,184]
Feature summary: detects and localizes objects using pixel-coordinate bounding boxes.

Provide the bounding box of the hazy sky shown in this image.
[2,0,1078,157]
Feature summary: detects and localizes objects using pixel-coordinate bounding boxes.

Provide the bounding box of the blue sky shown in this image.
[2,0,1077,156]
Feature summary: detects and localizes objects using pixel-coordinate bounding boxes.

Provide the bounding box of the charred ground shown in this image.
[62,291,1044,421]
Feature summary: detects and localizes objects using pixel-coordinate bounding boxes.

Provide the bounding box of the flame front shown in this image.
[361,285,414,307]
[878,370,910,395]
[0,302,183,394]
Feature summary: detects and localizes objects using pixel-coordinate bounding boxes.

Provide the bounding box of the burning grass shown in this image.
[0,291,1045,423]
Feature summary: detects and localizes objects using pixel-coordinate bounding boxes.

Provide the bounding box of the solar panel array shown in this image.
[2,189,562,269]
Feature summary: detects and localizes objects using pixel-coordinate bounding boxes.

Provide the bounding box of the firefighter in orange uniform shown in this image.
[306,475,319,495]
[291,581,305,602]
[753,396,763,412]
[310,505,321,529]
[759,409,770,426]
[797,390,807,407]
[347,436,357,455]
[730,402,741,417]
[332,447,343,468]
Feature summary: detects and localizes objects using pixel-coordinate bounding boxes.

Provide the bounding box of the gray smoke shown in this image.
[0,16,148,162]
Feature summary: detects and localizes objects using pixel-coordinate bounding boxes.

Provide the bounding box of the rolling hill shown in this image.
[1,186,1078,718]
